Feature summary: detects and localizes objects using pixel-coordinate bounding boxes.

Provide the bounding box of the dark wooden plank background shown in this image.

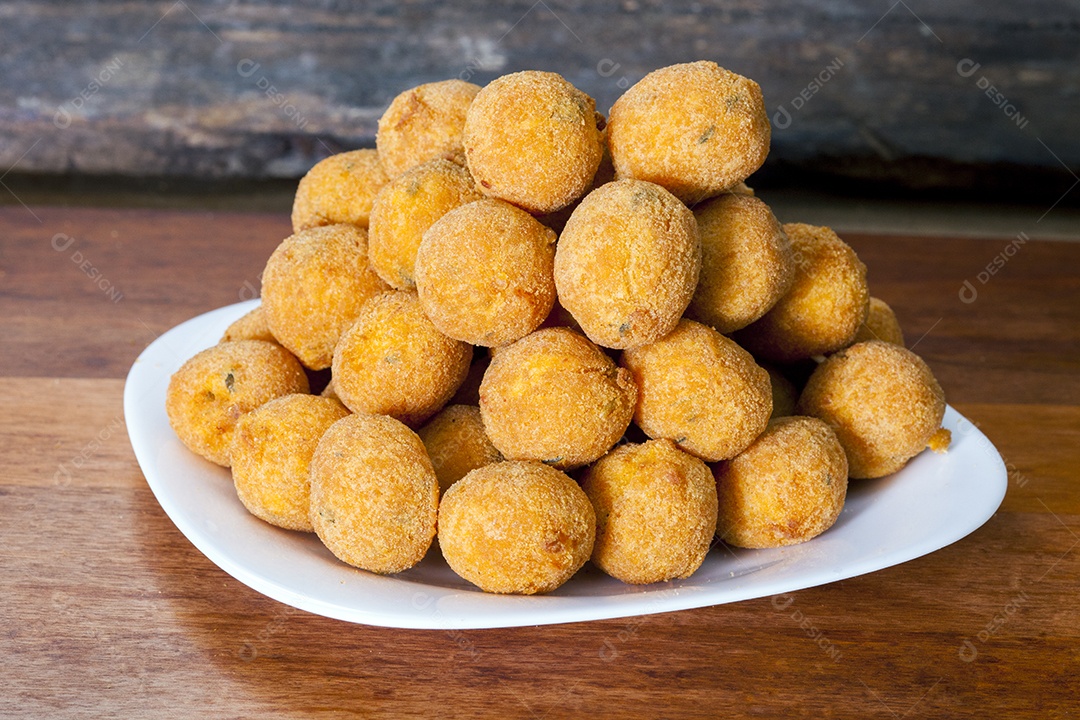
[1,0,1078,199]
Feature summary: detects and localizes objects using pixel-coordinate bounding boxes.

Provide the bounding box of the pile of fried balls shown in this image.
[166,62,951,595]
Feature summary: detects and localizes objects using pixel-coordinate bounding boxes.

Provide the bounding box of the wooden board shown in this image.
[1,0,1078,199]
[1,205,1078,717]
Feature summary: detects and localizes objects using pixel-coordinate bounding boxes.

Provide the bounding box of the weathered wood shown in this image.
[0,0,1077,199]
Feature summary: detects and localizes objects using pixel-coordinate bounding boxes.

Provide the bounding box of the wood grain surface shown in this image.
[1,205,1078,718]
[2,0,1078,197]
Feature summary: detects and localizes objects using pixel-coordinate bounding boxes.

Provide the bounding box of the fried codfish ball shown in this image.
[230,394,350,531]
[714,416,848,549]
[166,340,309,466]
[621,319,771,462]
[220,305,275,343]
[291,149,389,232]
[415,199,557,347]
[735,223,869,363]
[853,296,905,346]
[686,193,794,334]
[438,460,595,594]
[607,61,770,205]
[376,79,481,178]
[535,125,616,234]
[582,439,717,585]
[367,159,483,290]
[332,291,471,426]
[309,413,438,574]
[463,71,603,214]
[262,224,390,370]
[417,405,503,494]
[797,340,949,479]
[554,179,700,350]
[765,364,798,419]
[479,328,636,469]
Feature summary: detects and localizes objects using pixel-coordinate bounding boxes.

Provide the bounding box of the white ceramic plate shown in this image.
[125,300,1008,629]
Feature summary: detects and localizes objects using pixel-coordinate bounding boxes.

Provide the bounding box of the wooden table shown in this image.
[3,205,1077,718]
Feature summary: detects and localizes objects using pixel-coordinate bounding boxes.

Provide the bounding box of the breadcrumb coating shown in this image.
[166,340,309,466]
[464,71,603,214]
[714,416,848,548]
[262,224,390,370]
[853,296,905,346]
[554,179,701,349]
[309,413,438,574]
[438,460,595,594]
[230,394,350,531]
[686,193,794,334]
[368,159,484,289]
[415,198,557,347]
[735,223,869,363]
[417,404,503,494]
[608,61,770,205]
[797,340,948,479]
[376,80,481,178]
[621,319,771,462]
[331,291,472,426]
[220,305,276,343]
[583,438,717,584]
[479,327,636,469]
[291,149,389,231]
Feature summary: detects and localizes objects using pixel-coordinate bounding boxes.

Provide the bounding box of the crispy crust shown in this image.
[309,413,438,574]
[796,340,948,479]
[621,319,771,462]
[438,460,595,594]
[479,327,637,469]
[415,198,557,347]
[291,149,389,231]
[734,223,869,362]
[464,71,603,214]
[417,404,503,494]
[262,224,390,370]
[554,179,701,349]
[331,291,472,427]
[714,416,848,548]
[230,394,350,531]
[376,80,480,178]
[583,439,718,584]
[166,340,309,466]
[608,61,770,205]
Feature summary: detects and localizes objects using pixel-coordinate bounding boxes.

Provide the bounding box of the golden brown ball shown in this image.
[291,149,389,232]
[417,404,503,494]
[230,394,350,531]
[438,460,595,594]
[853,296,905,346]
[463,71,603,214]
[686,193,794,334]
[479,328,637,469]
[309,413,438,574]
[621,319,771,462]
[607,61,770,205]
[735,223,869,363]
[415,198,557,347]
[582,439,718,585]
[554,179,700,349]
[331,291,471,426]
[376,79,481,178]
[714,416,848,548]
[166,340,309,467]
[261,224,390,370]
[220,305,276,343]
[796,340,949,479]
[367,159,484,289]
